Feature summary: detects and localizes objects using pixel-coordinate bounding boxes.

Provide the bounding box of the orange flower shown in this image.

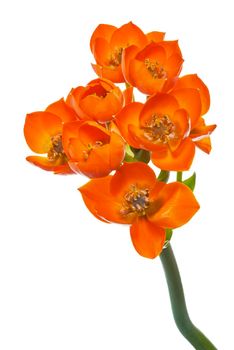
[66,78,123,123]
[79,162,199,258]
[116,84,216,171]
[90,22,164,83]
[122,40,183,95]
[63,120,125,178]
[90,22,147,83]
[24,98,78,174]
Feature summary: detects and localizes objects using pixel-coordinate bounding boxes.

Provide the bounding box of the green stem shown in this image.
[160,243,217,350]
[176,171,183,182]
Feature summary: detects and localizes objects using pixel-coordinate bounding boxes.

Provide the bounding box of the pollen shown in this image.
[144,58,167,79]
[109,47,123,67]
[143,114,176,144]
[120,185,150,216]
[47,134,65,161]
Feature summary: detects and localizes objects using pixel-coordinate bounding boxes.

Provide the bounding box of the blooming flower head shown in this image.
[66,78,123,123]
[122,40,183,95]
[24,98,78,174]
[116,75,216,171]
[90,22,148,83]
[63,120,125,178]
[79,162,199,258]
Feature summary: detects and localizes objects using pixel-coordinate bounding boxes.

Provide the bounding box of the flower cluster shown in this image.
[24,22,216,258]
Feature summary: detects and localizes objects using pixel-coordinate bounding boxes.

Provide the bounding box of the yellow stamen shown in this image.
[109,48,123,67]
[47,134,65,162]
[120,185,150,216]
[143,114,176,144]
[144,58,167,79]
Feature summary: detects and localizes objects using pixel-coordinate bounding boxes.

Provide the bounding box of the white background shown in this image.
[0,0,233,349]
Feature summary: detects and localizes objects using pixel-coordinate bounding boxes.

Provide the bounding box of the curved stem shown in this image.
[176,171,183,182]
[160,243,217,349]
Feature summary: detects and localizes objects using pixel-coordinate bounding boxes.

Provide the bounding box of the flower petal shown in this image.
[26,156,71,174]
[146,31,165,43]
[92,37,112,66]
[129,58,166,94]
[140,93,179,125]
[109,132,125,169]
[130,218,165,258]
[91,63,124,83]
[122,45,140,85]
[66,86,88,120]
[110,22,147,49]
[115,102,143,148]
[46,98,78,123]
[170,88,202,128]
[151,138,196,171]
[173,74,210,115]
[24,112,62,153]
[149,182,200,228]
[90,24,117,52]
[110,162,156,198]
[194,137,212,154]
[123,86,134,105]
[79,177,131,224]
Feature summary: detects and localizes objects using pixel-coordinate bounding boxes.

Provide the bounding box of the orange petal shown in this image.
[159,40,182,58]
[149,182,200,228]
[151,138,196,171]
[78,121,110,145]
[110,22,147,49]
[122,45,140,85]
[91,63,124,83]
[129,58,166,94]
[79,92,123,122]
[115,102,143,148]
[140,93,179,125]
[26,155,70,174]
[109,132,125,169]
[130,218,165,258]
[110,162,156,198]
[123,86,134,105]
[62,121,83,154]
[164,53,183,78]
[90,24,117,52]
[170,88,202,128]
[146,31,165,43]
[135,42,166,63]
[168,108,190,152]
[92,38,112,66]
[171,108,190,137]
[173,74,210,115]
[46,98,78,123]
[79,177,131,224]
[194,137,212,154]
[190,118,216,139]
[24,112,62,153]
[81,195,110,223]
[66,86,89,120]
[69,143,112,178]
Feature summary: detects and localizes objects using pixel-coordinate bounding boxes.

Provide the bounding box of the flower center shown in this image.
[143,114,176,144]
[83,141,103,161]
[144,58,167,79]
[47,134,65,161]
[120,185,150,216]
[109,47,123,67]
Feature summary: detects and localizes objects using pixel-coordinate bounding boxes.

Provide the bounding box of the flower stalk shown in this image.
[160,243,217,350]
